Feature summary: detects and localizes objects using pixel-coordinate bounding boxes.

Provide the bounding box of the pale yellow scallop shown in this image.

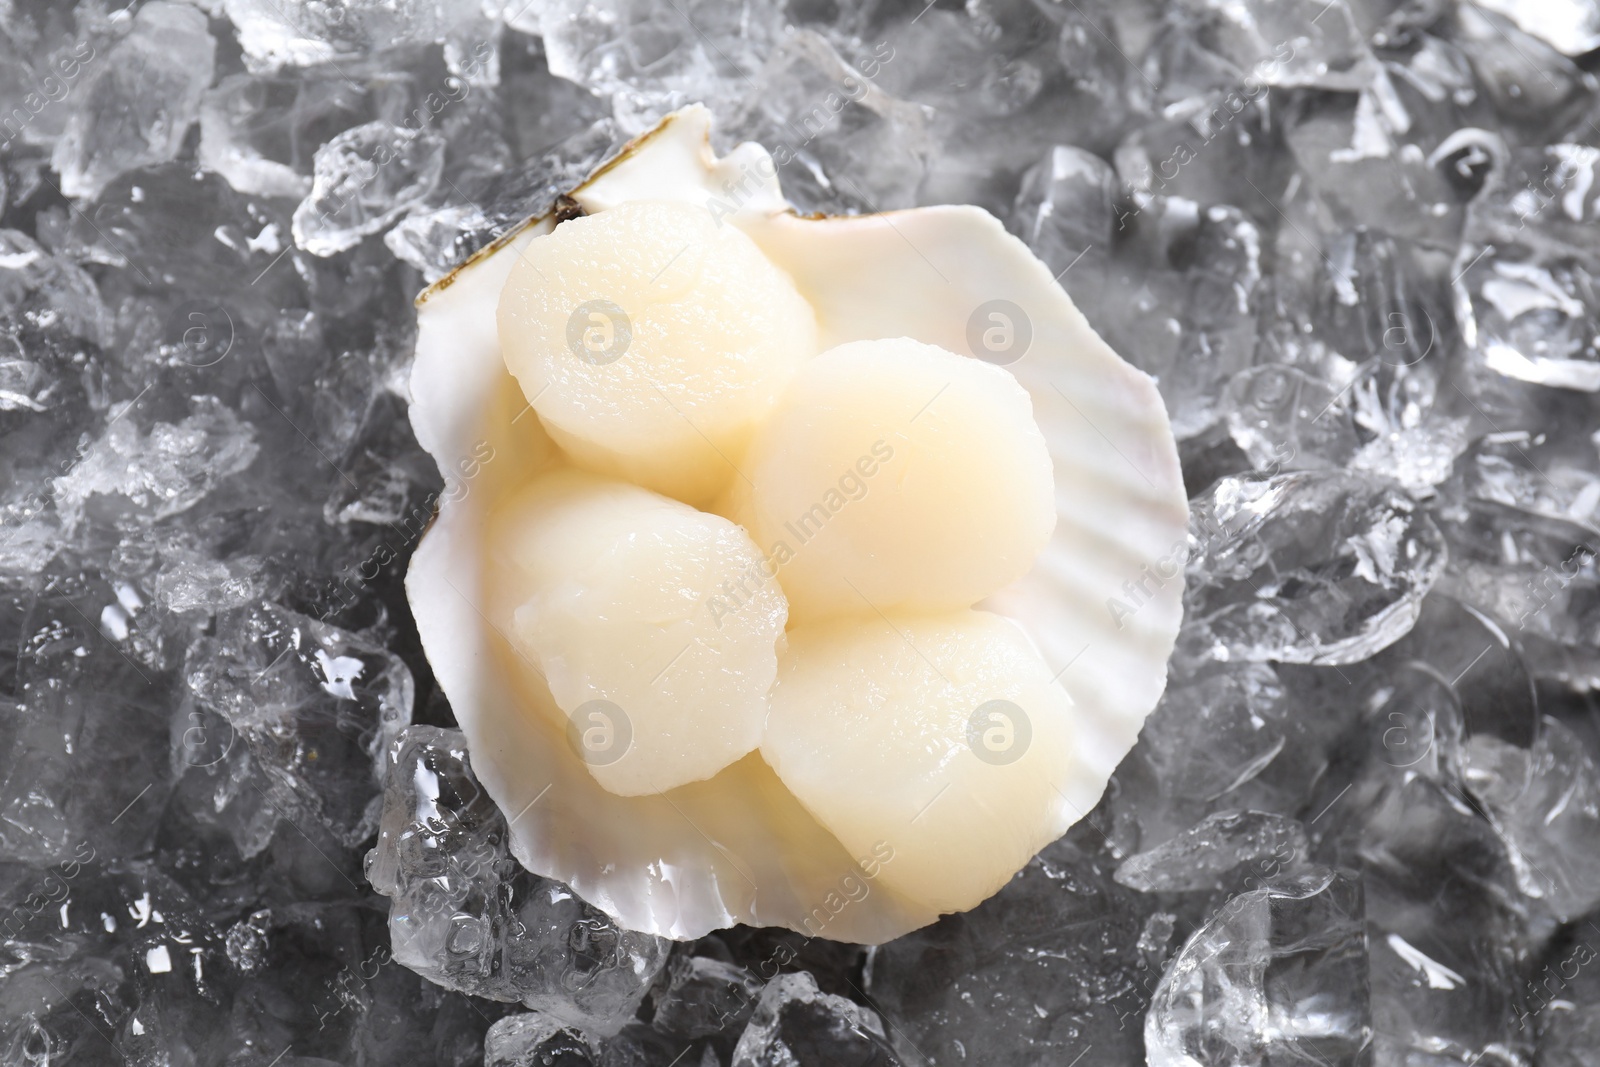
[489,468,788,796]
[496,199,818,508]
[759,609,1079,916]
[724,338,1056,621]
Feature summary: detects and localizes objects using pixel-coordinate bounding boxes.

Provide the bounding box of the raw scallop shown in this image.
[497,199,818,508]
[724,337,1056,621]
[489,468,787,796]
[760,609,1079,915]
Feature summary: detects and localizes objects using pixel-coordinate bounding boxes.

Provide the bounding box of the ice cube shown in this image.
[1226,364,1361,473]
[198,72,372,200]
[1368,594,1537,763]
[223,0,485,72]
[51,397,260,533]
[152,554,266,615]
[1145,868,1371,1067]
[1454,144,1600,393]
[484,1011,601,1066]
[384,117,622,282]
[729,972,896,1067]
[851,8,1084,212]
[1234,221,1470,493]
[1182,470,1447,665]
[166,706,282,860]
[1334,769,1534,1066]
[1093,198,1264,439]
[651,953,763,1040]
[383,202,490,283]
[293,122,447,256]
[1434,444,1600,690]
[723,29,934,214]
[0,230,112,535]
[0,229,113,349]
[1113,107,1283,231]
[0,33,83,154]
[1143,665,1292,800]
[1464,717,1600,922]
[1458,15,1590,137]
[1527,923,1600,1066]
[1012,144,1117,315]
[56,165,303,328]
[51,2,217,201]
[184,602,413,849]
[366,726,670,1035]
[1281,95,1462,248]
[1449,431,1600,532]
[1169,0,1375,93]
[1115,811,1310,894]
[530,0,783,134]
[1,580,170,865]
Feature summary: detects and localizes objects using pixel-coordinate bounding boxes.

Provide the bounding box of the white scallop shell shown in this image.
[405,105,1188,943]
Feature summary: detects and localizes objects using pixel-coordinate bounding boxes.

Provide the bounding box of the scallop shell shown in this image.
[405,105,1188,943]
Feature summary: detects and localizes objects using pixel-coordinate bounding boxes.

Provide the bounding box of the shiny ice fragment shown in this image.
[1182,471,1447,666]
[223,0,484,72]
[292,122,447,257]
[1012,144,1116,302]
[730,972,897,1067]
[484,1012,600,1067]
[526,0,783,133]
[51,2,216,200]
[185,602,413,848]
[651,953,763,1039]
[365,726,670,1034]
[724,29,934,214]
[1323,767,1531,1066]
[866,841,1152,1066]
[1091,198,1263,440]
[1473,0,1600,56]
[1171,0,1376,92]
[1115,811,1309,894]
[1150,670,1284,802]
[1225,364,1360,473]
[1464,717,1600,922]
[1146,868,1371,1067]
[52,397,259,532]
[198,73,370,199]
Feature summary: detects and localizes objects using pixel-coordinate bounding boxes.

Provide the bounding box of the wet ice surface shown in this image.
[5,0,1600,1064]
